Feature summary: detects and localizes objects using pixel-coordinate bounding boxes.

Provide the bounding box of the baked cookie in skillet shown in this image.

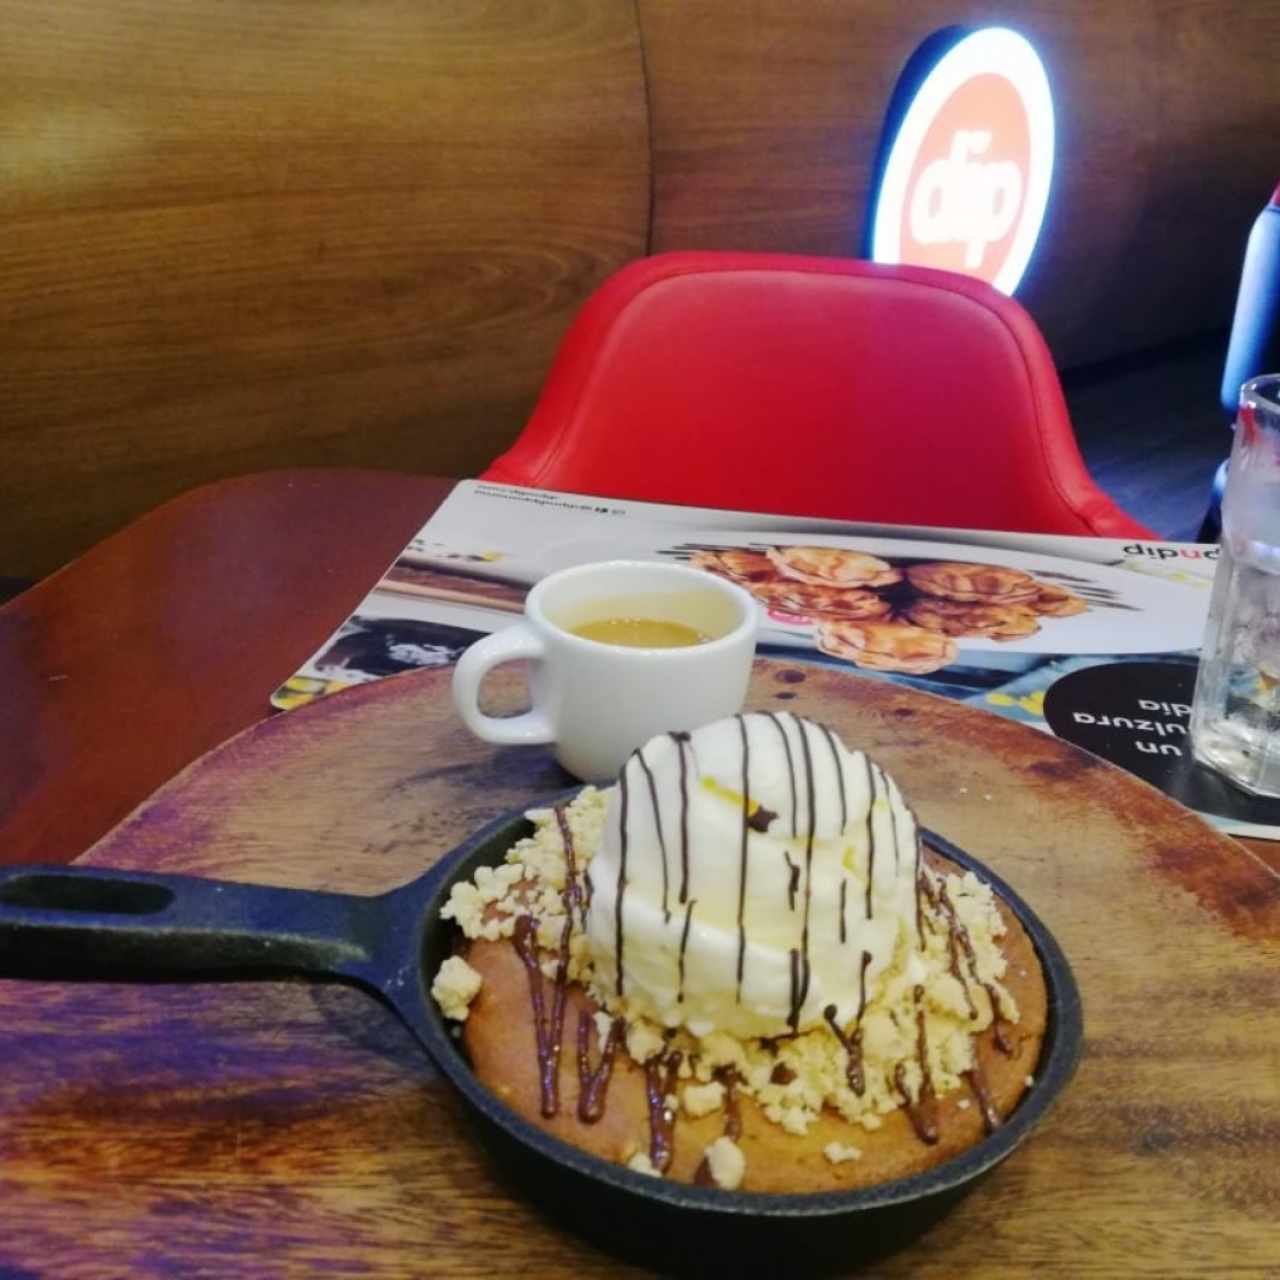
[435,716,1062,1194]
[460,877,1045,1192]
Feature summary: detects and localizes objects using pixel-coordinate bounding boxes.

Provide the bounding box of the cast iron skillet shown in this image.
[0,791,1081,1275]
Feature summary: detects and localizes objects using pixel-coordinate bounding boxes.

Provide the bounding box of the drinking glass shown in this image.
[1190,374,1280,796]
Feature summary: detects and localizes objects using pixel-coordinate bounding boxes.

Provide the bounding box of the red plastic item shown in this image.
[483,252,1155,538]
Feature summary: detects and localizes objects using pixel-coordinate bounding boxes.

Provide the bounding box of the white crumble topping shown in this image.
[536,912,568,950]
[432,783,1030,1187]
[626,1019,666,1064]
[430,955,483,1021]
[823,1142,863,1165]
[778,1106,812,1136]
[593,1010,615,1047]
[440,881,485,937]
[682,1080,726,1118]
[627,1152,662,1177]
[704,1136,746,1190]
[700,1032,748,1073]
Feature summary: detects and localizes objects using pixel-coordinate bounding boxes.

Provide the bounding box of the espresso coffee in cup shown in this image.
[566,615,710,648]
[451,560,759,780]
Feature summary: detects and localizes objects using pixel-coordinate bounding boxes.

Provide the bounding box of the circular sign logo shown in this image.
[869,28,1054,295]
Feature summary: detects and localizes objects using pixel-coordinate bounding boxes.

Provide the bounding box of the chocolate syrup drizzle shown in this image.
[635,747,671,924]
[512,914,567,1118]
[644,1051,684,1172]
[677,899,696,1003]
[913,838,925,949]
[554,805,584,924]
[894,986,941,1144]
[962,1066,1001,1134]
[790,717,819,1031]
[512,805,604,1119]
[928,864,1018,1056]
[720,1066,743,1140]
[783,852,800,911]
[503,718,1017,1179]
[670,731,692,904]
[950,927,982,1021]
[615,758,630,997]
[693,1067,743,1186]
[862,754,878,922]
[515,805,627,1126]
[735,714,751,999]
[576,1012,625,1122]
[821,950,871,1095]
[915,850,1013,1126]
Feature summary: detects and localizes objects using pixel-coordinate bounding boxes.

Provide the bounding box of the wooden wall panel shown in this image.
[7,0,1280,579]
[0,1,649,578]
[639,0,1280,368]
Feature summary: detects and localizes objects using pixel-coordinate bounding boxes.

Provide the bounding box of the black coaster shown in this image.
[1043,659,1280,826]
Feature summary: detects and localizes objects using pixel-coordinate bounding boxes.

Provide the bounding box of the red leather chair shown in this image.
[483,252,1154,538]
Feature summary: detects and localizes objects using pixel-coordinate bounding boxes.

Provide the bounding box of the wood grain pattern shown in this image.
[0,470,452,866]
[0,0,649,578]
[0,662,1275,1276]
[8,0,1280,579]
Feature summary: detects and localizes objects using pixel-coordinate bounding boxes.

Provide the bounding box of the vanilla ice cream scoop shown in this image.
[585,712,923,1039]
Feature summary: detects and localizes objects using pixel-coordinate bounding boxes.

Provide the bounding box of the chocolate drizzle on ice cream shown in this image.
[436,715,1030,1190]
[670,730,693,905]
[589,713,923,1040]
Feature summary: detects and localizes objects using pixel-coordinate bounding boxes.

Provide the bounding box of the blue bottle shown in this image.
[1203,186,1280,541]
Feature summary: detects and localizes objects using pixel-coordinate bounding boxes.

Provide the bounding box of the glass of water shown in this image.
[1191,374,1280,796]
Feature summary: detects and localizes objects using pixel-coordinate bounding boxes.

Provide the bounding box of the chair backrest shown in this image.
[483,252,1152,538]
[1221,184,1280,418]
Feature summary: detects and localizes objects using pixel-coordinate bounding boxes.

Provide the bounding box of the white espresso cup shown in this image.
[451,559,759,781]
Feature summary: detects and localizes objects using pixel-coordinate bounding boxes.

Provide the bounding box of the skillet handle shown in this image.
[0,864,381,983]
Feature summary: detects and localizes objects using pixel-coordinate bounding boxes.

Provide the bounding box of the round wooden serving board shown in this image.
[0,660,1276,1278]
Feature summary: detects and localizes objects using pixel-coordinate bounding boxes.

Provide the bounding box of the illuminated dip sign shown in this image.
[867,27,1054,295]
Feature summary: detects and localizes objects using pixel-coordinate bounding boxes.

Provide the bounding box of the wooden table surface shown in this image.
[0,469,1277,1277]
[0,469,452,866]
[0,657,1276,1277]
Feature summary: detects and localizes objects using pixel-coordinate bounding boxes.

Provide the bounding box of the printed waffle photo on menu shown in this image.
[270,479,1280,841]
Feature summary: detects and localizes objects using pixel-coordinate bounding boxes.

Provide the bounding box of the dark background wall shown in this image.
[3,0,1277,577]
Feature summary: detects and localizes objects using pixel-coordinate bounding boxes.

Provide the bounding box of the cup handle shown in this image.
[451,623,554,745]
